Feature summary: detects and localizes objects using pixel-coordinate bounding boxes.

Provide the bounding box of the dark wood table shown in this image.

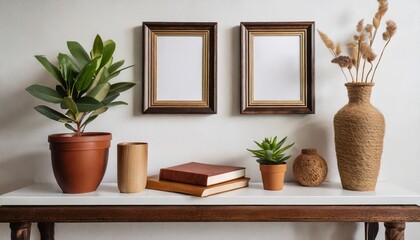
[1,183,420,240]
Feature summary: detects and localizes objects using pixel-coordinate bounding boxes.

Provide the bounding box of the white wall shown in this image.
[1,0,419,239]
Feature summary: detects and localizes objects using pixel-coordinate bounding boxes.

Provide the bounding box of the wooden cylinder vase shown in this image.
[334,83,385,191]
[117,142,148,193]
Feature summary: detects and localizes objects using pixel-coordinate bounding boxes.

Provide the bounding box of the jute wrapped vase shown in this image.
[334,82,385,191]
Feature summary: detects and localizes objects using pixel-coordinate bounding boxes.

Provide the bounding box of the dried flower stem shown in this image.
[355,39,362,82]
[370,38,391,82]
[365,62,374,82]
[361,60,367,82]
[328,49,350,82]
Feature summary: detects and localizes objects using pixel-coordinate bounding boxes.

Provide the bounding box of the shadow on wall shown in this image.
[0,152,49,194]
[292,222,358,240]
[0,86,46,134]
[286,120,331,181]
[39,222,360,240]
[0,72,56,194]
[230,26,241,116]
[132,25,143,117]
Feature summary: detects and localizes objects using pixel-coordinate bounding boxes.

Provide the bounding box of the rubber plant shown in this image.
[26,34,135,135]
[26,34,135,193]
[247,136,294,190]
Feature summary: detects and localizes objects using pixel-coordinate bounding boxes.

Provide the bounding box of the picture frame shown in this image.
[143,22,217,114]
[240,22,315,114]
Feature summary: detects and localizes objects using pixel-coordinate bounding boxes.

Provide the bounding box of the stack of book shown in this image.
[146,162,249,197]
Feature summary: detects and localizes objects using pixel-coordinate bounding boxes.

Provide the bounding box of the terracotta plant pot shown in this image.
[334,83,385,191]
[259,164,287,190]
[48,132,112,194]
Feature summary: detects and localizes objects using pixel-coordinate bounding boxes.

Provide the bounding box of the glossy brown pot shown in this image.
[259,164,287,191]
[48,132,111,193]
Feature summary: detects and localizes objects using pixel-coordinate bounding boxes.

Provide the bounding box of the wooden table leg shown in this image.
[10,222,32,240]
[365,222,379,240]
[385,222,405,240]
[37,222,55,240]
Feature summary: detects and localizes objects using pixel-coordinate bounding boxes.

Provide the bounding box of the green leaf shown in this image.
[64,97,78,114]
[270,136,277,149]
[86,67,106,94]
[262,142,270,150]
[278,142,295,155]
[26,84,64,103]
[58,53,73,83]
[67,41,90,67]
[257,159,274,165]
[55,85,67,97]
[107,101,128,107]
[65,123,77,132]
[34,105,70,123]
[100,39,115,69]
[76,97,103,112]
[253,141,263,149]
[34,55,65,86]
[276,137,287,149]
[103,65,133,82]
[90,35,103,59]
[75,57,100,92]
[65,110,76,121]
[101,92,119,106]
[109,82,136,94]
[87,83,110,101]
[57,53,81,72]
[92,107,108,116]
[108,60,124,74]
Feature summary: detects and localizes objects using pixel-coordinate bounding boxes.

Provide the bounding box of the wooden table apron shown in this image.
[1,205,420,240]
[1,205,420,222]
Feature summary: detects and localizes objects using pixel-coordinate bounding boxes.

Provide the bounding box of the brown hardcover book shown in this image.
[146,176,250,197]
[159,162,246,186]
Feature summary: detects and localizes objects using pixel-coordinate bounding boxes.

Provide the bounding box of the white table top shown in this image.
[0,182,419,206]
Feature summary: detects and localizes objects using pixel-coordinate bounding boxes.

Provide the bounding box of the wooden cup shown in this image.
[117,142,148,193]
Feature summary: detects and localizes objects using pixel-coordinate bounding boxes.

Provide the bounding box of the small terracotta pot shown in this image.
[259,164,287,190]
[48,132,111,194]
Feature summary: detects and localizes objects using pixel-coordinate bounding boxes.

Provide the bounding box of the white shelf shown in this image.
[1,182,419,206]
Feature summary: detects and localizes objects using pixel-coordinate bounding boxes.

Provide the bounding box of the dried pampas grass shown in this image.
[318,0,396,83]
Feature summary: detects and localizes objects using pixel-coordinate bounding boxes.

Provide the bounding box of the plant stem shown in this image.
[370,38,391,83]
[75,113,88,135]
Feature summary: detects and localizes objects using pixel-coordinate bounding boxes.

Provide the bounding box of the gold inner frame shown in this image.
[247,30,307,107]
[149,30,210,107]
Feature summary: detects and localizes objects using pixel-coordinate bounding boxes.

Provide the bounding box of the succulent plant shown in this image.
[247,136,295,165]
[26,34,135,135]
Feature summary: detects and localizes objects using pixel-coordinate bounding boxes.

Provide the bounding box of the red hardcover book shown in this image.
[159,162,246,186]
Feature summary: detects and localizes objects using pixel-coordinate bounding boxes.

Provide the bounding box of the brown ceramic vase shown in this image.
[48,132,111,193]
[334,83,385,191]
[259,164,287,190]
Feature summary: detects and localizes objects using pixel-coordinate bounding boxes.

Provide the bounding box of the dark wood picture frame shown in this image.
[143,22,217,114]
[240,22,315,114]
